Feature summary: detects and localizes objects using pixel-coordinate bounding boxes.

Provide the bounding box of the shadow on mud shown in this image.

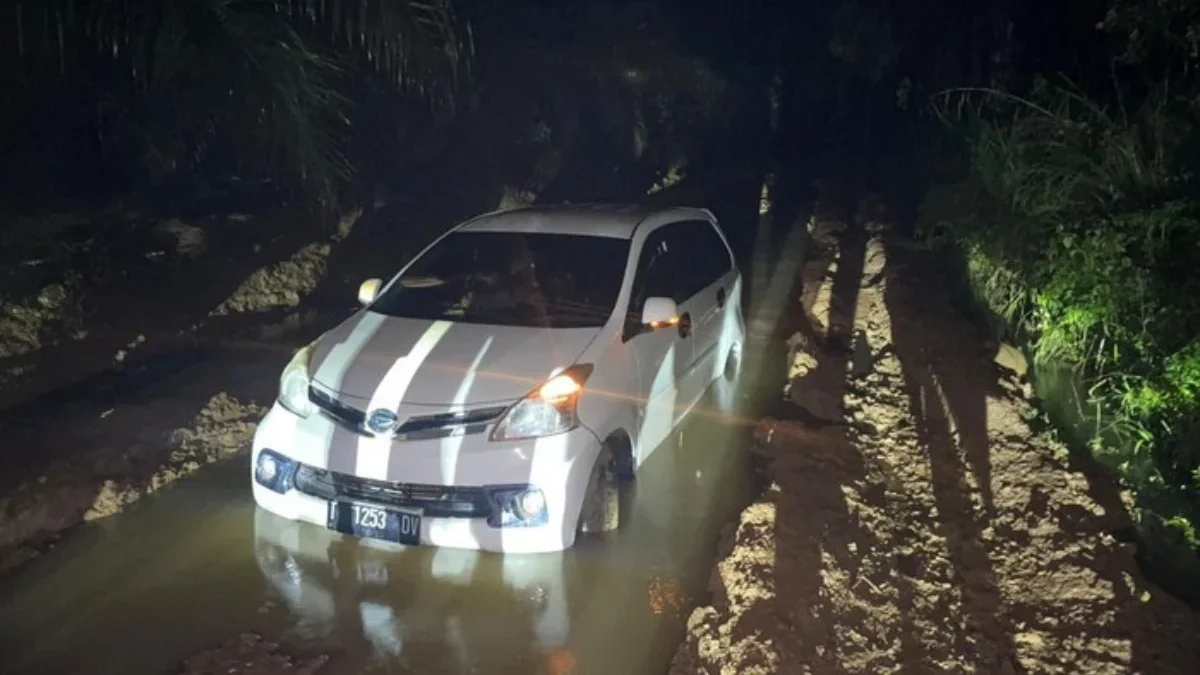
[760,195,879,668]
[881,226,1199,672]
[880,232,1024,671]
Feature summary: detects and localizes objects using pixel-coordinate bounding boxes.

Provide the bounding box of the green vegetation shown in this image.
[917,1,1200,573]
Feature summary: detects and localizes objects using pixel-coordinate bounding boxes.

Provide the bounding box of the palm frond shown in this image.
[4,0,471,210]
[281,0,470,107]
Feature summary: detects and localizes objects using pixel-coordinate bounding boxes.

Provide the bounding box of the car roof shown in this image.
[453,203,714,239]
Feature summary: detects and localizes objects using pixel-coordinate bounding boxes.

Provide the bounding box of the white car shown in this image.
[250,203,746,553]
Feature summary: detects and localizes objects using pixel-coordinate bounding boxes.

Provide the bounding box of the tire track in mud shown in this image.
[670,214,1200,674]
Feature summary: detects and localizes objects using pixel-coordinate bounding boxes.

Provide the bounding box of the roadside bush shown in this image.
[918,80,1200,555]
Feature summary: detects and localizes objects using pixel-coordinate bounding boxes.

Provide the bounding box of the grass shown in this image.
[918,79,1200,576]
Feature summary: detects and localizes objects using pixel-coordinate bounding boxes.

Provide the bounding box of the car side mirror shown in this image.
[640,296,680,330]
[358,278,383,306]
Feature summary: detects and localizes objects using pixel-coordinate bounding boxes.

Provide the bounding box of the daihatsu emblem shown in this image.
[365,409,399,436]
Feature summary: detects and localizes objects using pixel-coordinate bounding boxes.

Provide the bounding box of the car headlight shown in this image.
[278,342,317,417]
[490,364,593,441]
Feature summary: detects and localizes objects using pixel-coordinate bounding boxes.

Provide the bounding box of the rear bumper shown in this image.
[250,402,601,553]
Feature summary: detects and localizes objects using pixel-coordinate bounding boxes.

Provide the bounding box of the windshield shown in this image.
[369,231,631,328]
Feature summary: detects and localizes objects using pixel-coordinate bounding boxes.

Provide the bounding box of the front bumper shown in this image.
[250,402,601,553]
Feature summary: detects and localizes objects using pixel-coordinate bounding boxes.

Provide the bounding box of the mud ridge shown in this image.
[0,391,266,574]
[0,209,363,575]
[670,214,1200,674]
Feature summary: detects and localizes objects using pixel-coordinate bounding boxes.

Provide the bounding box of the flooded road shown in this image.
[0,182,807,675]
[0,335,784,675]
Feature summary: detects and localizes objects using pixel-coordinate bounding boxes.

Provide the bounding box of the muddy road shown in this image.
[670,216,1200,674]
[6,186,1197,675]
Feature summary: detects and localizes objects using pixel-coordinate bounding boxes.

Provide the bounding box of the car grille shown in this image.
[308,386,507,440]
[293,464,493,518]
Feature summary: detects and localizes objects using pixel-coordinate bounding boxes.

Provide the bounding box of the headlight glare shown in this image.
[490,365,593,441]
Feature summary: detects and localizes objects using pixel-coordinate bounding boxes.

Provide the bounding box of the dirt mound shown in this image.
[671,218,1200,674]
[209,242,333,317]
[83,392,266,521]
[0,282,81,389]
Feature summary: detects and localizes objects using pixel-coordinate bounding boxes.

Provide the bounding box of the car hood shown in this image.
[309,311,602,406]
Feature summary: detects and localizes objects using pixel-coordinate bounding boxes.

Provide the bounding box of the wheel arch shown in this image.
[603,428,636,482]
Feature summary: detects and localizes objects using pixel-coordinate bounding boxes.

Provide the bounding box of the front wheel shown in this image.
[578,444,620,534]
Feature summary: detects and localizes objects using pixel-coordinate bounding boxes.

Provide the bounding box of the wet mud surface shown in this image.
[669,217,1200,674]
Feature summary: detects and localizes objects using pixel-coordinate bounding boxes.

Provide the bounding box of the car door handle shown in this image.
[677,312,693,338]
[716,287,726,309]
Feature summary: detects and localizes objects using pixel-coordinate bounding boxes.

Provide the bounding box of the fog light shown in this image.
[515,489,547,519]
[255,449,297,493]
[258,455,278,482]
[486,485,549,528]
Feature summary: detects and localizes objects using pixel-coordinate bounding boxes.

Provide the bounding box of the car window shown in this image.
[369,231,631,328]
[628,227,686,316]
[683,219,734,291]
[645,221,732,303]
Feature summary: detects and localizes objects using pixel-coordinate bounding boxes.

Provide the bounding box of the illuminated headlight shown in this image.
[490,364,593,441]
[278,342,317,417]
[255,449,297,493]
[486,486,549,528]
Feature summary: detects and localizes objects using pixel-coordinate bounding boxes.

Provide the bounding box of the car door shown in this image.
[678,219,738,392]
[625,225,692,463]
[654,222,714,415]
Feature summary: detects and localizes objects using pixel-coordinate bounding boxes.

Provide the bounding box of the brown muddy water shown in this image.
[0,343,781,675]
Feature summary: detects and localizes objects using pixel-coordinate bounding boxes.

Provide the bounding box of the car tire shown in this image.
[578,443,620,534]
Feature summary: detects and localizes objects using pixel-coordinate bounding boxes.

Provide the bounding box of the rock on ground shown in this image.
[670,215,1200,674]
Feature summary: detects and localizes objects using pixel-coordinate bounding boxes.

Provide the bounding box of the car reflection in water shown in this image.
[252,507,573,673]
[250,350,752,675]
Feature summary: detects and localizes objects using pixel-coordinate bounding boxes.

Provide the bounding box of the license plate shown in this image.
[327,501,421,545]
